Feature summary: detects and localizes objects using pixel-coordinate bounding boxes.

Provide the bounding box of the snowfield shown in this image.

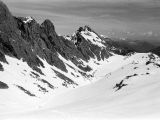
[0,53,160,120]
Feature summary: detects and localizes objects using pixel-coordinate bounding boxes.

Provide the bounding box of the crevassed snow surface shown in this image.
[1,53,160,120]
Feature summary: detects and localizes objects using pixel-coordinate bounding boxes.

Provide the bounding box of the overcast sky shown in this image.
[3,0,160,35]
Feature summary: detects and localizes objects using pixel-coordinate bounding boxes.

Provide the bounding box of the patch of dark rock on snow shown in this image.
[30,73,36,79]
[66,64,76,71]
[77,65,92,72]
[113,80,127,91]
[16,85,36,97]
[52,69,78,87]
[78,70,93,79]
[125,74,138,79]
[146,61,152,65]
[38,79,55,89]
[34,83,48,93]
[30,72,55,89]
[113,74,138,91]
[71,72,75,76]
[155,63,160,68]
[31,71,40,78]
[94,61,100,65]
[0,81,8,89]
[21,72,26,76]
[32,67,44,75]
[148,53,156,61]
[132,61,139,65]
[133,67,138,70]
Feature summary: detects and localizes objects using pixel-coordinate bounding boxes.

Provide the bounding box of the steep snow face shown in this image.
[38,53,160,119]
[1,53,160,120]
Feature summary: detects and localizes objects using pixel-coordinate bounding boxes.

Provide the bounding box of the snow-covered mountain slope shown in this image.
[47,53,160,119]
[1,53,160,120]
[0,52,126,110]
[47,53,160,107]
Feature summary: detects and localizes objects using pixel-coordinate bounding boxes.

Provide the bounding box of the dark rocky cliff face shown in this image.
[0,1,66,74]
[0,1,132,76]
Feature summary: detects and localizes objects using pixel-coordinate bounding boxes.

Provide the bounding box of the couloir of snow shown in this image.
[1,53,160,120]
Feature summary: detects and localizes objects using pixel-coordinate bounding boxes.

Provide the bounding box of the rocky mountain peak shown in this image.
[77,25,93,32]
[41,19,57,38]
[0,1,12,23]
[84,25,93,32]
[0,1,17,34]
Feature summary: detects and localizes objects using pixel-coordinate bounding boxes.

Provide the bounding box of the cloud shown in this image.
[3,0,160,35]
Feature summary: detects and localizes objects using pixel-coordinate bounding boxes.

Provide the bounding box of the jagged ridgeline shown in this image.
[0,1,133,97]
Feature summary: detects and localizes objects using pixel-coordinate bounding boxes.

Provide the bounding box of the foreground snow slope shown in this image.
[1,53,160,120]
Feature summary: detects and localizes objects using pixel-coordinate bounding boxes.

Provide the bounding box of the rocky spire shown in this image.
[0,1,12,23]
[0,1,17,34]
